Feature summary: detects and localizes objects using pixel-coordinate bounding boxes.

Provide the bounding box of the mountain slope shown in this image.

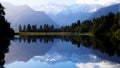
[1,2,59,30]
[49,11,92,26]
[89,4,120,19]
[5,40,58,64]
[48,4,103,26]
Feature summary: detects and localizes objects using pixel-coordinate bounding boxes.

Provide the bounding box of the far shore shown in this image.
[14,32,120,40]
[15,32,93,36]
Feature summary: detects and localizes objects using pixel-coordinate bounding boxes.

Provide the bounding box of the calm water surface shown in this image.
[3,36,120,68]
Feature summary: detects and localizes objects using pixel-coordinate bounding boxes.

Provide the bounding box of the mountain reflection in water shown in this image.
[2,35,120,68]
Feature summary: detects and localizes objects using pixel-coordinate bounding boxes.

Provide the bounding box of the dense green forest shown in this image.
[19,12,120,36]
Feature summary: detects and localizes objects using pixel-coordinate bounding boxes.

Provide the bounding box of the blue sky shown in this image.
[0,0,119,14]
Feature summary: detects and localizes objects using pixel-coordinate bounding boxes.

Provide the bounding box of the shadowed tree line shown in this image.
[0,3,14,68]
[0,36,11,68]
[19,24,57,32]
[19,12,120,36]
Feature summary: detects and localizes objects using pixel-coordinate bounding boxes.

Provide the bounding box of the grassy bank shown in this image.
[16,32,119,37]
[15,32,74,36]
[15,32,94,36]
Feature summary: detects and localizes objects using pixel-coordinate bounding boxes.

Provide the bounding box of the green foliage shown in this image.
[19,24,57,32]
[114,29,120,40]
[60,12,119,34]
[115,29,120,36]
[18,12,119,36]
[92,12,119,35]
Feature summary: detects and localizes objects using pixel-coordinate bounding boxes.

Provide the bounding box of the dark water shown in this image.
[1,35,120,68]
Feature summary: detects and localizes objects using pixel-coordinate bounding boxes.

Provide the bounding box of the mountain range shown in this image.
[5,40,120,64]
[1,2,59,31]
[47,4,103,26]
[5,40,58,64]
[48,11,92,26]
[1,2,120,30]
[89,3,120,20]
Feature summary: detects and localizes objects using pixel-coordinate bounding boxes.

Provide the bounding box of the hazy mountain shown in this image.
[1,2,119,29]
[48,4,102,26]
[1,2,59,30]
[49,12,92,26]
[32,41,120,64]
[5,39,58,64]
[48,4,120,26]
[6,40,97,64]
[89,3,120,20]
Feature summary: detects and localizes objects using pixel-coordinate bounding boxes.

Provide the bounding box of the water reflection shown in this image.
[15,35,120,57]
[3,35,120,68]
[0,37,11,68]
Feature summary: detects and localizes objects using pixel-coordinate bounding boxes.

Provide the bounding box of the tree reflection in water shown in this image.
[17,35,120,57]
[0,37,11,68]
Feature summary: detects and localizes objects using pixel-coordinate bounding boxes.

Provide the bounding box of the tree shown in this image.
[19,25,22,32]
[80,20,92,33]
[77,20,81,25]
[44,24,47,31]
[39,25,43,31]
[111,12,120,32]
[27,24,31,32]
[51,25,54,31]
[0,3,14,68]
[23,25,26,32]
[0,3,14,37]
[32,25,37,32]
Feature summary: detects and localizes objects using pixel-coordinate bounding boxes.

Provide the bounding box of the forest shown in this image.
[19,12,120,37]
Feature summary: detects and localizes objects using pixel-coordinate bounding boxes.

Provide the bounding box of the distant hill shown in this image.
[1,2,59,31]
[48,4,102,26]
[5,40,58,64]
[49,11,92,26]
[89,4,120,20]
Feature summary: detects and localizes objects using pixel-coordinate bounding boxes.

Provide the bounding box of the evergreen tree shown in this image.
[0,3,14,37]
[19,25,22,32]
[32,25,37,32]
[23,25,26,32]
[39,25,42,31]
[27,24,31,32]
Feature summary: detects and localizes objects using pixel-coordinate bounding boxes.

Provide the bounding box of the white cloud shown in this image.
[76,61,120,68]
[0,0,119,14]
[32,3,67,15]
[76,0,120,6]
[32,53,63,64]
[30,0,119,14]
[0,0,76,6]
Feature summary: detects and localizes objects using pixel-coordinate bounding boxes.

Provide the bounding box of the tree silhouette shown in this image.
[19,25,22,32]
[27,24,31,32]
[33,25,37,32]
[23,25,26,32]
[17,12,120,36]
[0,3,14,38]
[0,3,14,68]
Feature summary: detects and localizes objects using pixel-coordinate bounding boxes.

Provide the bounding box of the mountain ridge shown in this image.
[89,3,120,20]
[1,2,59,30]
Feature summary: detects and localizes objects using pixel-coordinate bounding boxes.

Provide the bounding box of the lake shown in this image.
[1,35,120,68]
